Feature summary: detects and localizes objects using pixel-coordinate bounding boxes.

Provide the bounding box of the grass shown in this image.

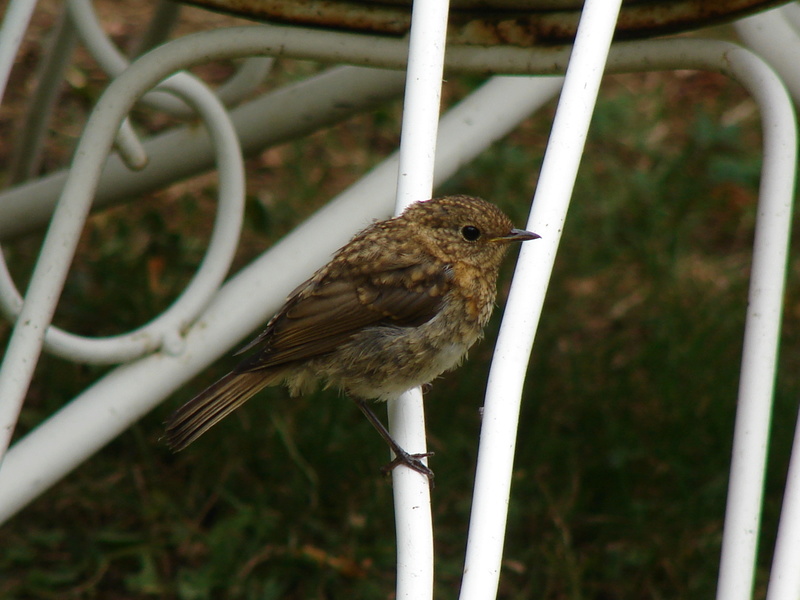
[2,6,799,600]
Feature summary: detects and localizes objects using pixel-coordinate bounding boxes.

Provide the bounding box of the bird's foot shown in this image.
[381,450,435,485]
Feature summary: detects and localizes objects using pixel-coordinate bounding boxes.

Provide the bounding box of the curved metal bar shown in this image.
[0,32,261,459]
[468,36,796,600]
[67,0,273,117]
[460,0,624,597]
[67,0,136,74]
[736,9,800,600]
[707,43,795,600]
[735,6,800,104]
[66,0,184,162]
[215,55,275,106]
[114,117,150,170]
[0,71,245,364]
[780,1,800,31]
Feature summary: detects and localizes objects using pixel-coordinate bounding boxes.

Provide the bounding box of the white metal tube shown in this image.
[582,36,796,600]
[603,39,797,600]
[394,6,448,207]
[712,46,796,600]
[0,73,244,363]
[754,23,800,595]
[459,1,623,598]
[766,413,800,600]
[8,5,78,184]
[389,0,451,595]
[113,118,149,171]
[0,74,562,524]
[735,7,800,105]
[0,0,38,104]
[66,0,190,116]
[782,2,800,33]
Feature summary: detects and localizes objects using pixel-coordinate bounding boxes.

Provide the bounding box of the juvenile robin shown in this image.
[165,195,539,479]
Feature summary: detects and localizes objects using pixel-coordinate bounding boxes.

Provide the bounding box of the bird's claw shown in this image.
[381,450,435,485]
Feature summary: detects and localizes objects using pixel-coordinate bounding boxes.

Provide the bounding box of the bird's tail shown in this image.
[165,370,277,451]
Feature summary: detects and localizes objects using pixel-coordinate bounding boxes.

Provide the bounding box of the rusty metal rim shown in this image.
[183,0,790,46]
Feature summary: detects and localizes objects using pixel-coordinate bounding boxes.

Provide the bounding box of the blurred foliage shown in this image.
[2,5,799,600]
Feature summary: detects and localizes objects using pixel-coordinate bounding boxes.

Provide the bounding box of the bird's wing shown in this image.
[235,261,452,372]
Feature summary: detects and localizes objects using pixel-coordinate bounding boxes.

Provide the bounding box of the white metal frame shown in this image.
[0,2,797,599]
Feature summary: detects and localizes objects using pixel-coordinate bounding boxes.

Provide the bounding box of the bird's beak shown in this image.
[493,229,541,243]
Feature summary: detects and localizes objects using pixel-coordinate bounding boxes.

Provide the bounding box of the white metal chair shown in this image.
[0,1,797,598]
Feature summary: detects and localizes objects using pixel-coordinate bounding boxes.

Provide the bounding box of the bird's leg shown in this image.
[354,398,435,482]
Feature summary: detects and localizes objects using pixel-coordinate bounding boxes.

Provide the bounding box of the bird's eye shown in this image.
[461,225,481,241]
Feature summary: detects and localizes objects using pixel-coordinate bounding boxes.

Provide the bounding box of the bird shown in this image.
[164,195,539,479]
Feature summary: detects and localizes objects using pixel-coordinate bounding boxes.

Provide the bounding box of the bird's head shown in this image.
[402,195,540,270]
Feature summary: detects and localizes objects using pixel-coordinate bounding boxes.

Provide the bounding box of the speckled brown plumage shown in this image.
[165,195,539,476]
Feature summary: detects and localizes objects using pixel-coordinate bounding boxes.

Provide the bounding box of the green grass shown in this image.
[2,28,799,600]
